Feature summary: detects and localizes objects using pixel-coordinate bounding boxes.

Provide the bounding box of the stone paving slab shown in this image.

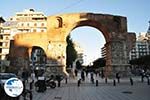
[30,82,150,100]
[19,75,149,100]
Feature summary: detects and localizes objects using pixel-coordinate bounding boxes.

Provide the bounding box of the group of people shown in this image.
[74,69,123,84]
[74,69,97,83]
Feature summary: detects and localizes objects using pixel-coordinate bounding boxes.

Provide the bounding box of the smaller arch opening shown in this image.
[30,46,47,76]
[31,46,46,66]
[56,16,63,28]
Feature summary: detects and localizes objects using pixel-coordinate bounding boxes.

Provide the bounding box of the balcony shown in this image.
[0,39,10,42]
[0,46,9,49]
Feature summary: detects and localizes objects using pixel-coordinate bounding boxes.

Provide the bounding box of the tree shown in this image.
[130,55,150,69]
[76,60,82,70]
[93,58,106,68]
[66,35,77,68]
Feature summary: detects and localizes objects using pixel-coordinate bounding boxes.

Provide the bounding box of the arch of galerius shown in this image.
[10,13,136,77]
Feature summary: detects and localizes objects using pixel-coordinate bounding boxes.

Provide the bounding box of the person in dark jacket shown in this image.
[81,70,85,81]
[116,72,120,83]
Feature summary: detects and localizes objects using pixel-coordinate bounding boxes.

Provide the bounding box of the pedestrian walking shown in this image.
[90,71,94,84]
[74,69,78,77]
[22,69,29,83]
[85,70,88,77]
[116,72,120,83]
[81,70,85,81]
[101,69,104,79]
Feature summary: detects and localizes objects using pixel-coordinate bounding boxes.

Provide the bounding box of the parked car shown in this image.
[0,73,17,88]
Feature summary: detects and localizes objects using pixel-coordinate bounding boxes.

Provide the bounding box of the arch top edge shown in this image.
[47,12,126,19]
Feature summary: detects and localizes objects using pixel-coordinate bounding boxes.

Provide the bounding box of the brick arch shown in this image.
[10,13,136,77]
[64,20,113,77]
[68,20,110,43]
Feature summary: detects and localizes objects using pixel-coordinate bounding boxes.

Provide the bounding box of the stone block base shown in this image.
[45,65,69,77]
[104,64,131,78]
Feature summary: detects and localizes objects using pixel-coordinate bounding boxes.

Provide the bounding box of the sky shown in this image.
[0,0,150,65]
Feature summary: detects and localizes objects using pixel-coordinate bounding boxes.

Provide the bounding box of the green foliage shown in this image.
[76,60,82,69]
[130,55,150,69]
[93,58,106,68]
[66,35,77,68]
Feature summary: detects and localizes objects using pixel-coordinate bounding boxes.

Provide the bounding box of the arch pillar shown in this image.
[28,47,32,63]
[9,45,29,72]
[44,40,69,76]
[104,38,131,77]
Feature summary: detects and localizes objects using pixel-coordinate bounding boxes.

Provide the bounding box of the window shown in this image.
[6,36,9,40]
[0,42,2,46]
[0,35,3,39]
[34,23,37,27]
[27,23,30,27]
[33,29,36,32]
[41,30,44,32]
[56,17,63,28]
[5,42,8,47]
[21,23,24,27]
[17,14,22,16]
[41,23,44,27]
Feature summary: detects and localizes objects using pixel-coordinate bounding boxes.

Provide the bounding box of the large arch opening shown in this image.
[65,21,108,77]
[70,26,106,66]
[65,19,112,76]
[71,20,110,43]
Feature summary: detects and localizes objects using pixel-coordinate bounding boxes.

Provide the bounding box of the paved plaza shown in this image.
[24,76,150,100]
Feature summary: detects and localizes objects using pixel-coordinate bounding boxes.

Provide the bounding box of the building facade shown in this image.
[101,46,106,59]
[4,9,47,39]
[0,9,47,71]
[130,22,150,60]
[74,41,84,64]
[0,17,7,60]
[0,17,7,72]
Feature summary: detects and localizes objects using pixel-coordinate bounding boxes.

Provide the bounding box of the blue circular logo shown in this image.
[4,78,24,97]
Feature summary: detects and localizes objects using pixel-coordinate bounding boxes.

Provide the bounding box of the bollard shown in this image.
[141,76,144,82]
[113,79,116,86]
[30,91,32,100]
[30,81,33,90]
[130,77,133,86]
[105,78,108,84]
[96,80,98,86]
[65,78,68,84]
[77,79,81,87]
[23,91,26,100]
[58,80,61,87]
[147,77,150,85]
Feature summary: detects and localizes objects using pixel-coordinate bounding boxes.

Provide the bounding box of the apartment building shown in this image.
[0,17,7,71]
[130,22,150,60]
[0,9,47,70]
[101,46,106,59]
[3,9,47,39]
